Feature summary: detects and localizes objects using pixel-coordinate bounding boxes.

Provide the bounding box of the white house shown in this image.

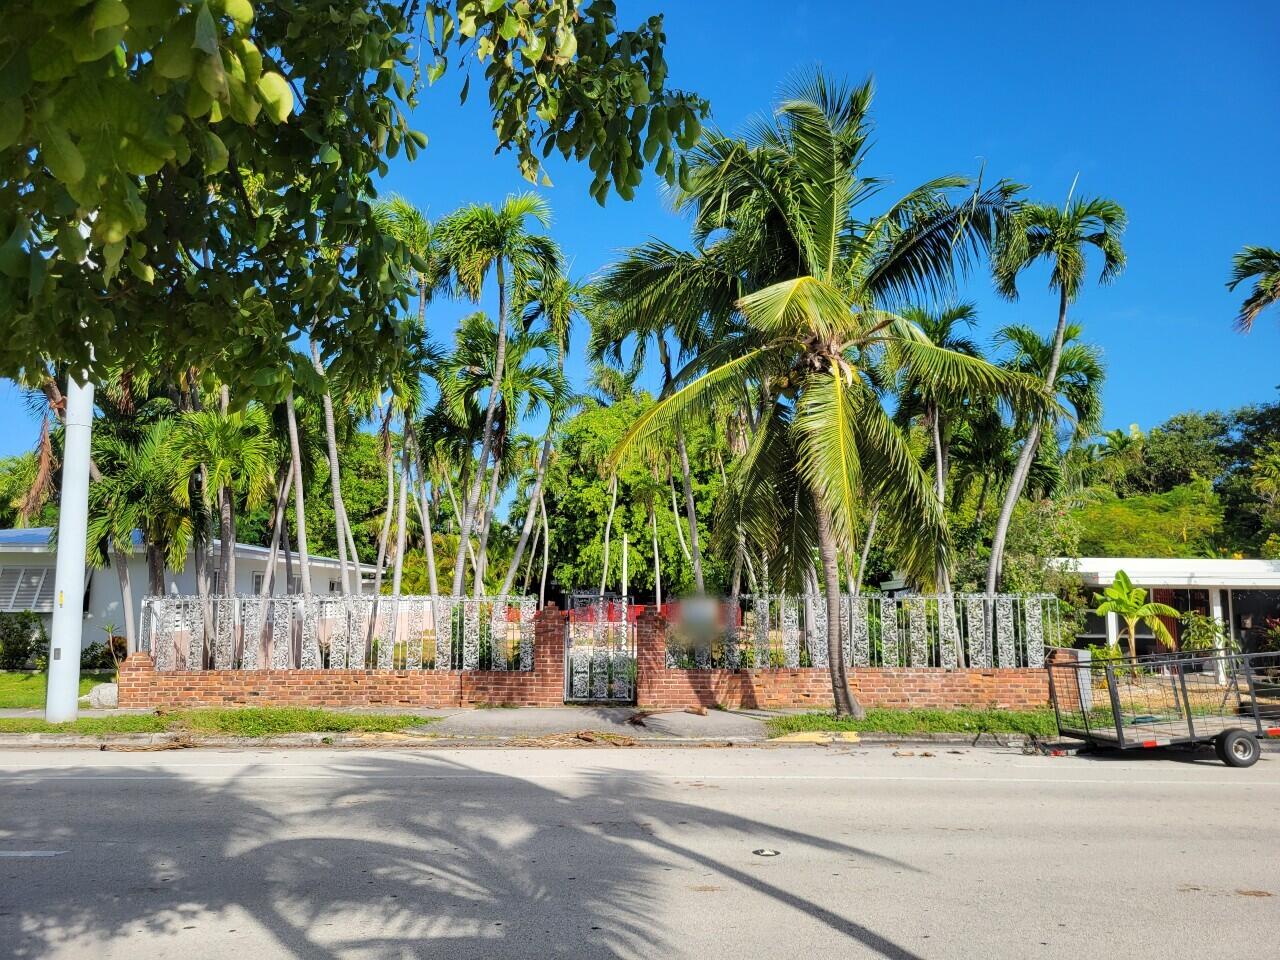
[0,527,370,650]
[1069,556,1280,653]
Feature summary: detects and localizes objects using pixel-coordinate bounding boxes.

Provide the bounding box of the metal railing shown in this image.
[139,595,536,671]
[662,593,1063,670]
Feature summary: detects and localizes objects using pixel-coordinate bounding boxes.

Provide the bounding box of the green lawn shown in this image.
[0,707,438,737]
[766,708,1058,738]
[0,671,112,709]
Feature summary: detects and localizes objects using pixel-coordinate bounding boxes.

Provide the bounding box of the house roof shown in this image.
[0,528,366,572]
[1064,556,1280,589]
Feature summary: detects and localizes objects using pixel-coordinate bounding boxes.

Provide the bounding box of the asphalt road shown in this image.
[2,745,1278,959]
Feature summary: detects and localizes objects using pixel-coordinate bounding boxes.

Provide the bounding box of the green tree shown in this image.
[86,419,194,649]
[172,405,277,595]
[1093,569,1179,658]
[1144,411,1230,491]
[1,0,704,391]
[607,72,1043,716]
[438,193,560,596]
[986,193,1127,592]
[1227,245,1280,332]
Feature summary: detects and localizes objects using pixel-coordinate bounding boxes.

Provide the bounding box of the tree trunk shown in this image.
[931,405,952,595]
[219,483,234,597]
[146,542,166,597]
[113,546,137,654]
[651,503,662,608]
[407,429,438,595]
[451,257,510,596]
[538,490,550,608]
[855,504,879,596]
[284,391,312,595]
[474,458,503,596]
[216,385,233,598]
[598,474,619,599]
[311,341,351,594]
[499,430,553,596]
[374,439,395,596]
[985,285,1070,594]
[391,435,409,596]
[675,426,705,594]
[667,469,692,563]
[261,466,290,595]
[521,518,540,595]
[282,519,294,593]
[813,488,862,718]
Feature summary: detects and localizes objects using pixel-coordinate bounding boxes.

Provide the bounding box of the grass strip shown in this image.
[765,708,1058,738]
[0,707,437,737]
[0,671,112,709]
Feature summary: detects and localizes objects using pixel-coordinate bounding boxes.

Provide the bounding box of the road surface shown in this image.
[2,745,1277,959]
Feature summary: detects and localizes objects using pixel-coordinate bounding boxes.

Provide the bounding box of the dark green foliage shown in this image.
[535,394,728,597]
[80,636,127,670]
[1074,480,1224,557]
[1143,412,1232,491]
[0,611,45,670]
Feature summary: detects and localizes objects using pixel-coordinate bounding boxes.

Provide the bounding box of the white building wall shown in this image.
[2,541,362,650]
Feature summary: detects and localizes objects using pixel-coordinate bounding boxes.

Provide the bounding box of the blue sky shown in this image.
[2,0,1277,456]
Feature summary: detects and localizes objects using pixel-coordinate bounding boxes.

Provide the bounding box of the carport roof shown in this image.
[1063,556,1280,589]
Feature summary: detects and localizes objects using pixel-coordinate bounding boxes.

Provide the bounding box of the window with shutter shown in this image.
[0,566,55,612]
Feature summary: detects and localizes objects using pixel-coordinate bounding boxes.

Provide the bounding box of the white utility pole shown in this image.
[45,375,94,723]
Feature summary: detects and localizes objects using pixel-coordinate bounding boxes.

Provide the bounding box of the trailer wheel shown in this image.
[1215,730,1260,768]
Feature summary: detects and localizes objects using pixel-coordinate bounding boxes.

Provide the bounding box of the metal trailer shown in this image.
[1046,649,1280,767]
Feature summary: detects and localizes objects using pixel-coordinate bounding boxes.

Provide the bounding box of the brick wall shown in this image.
[119,605,567,710]
[633,609,1049,711]
[117,603,1050,712]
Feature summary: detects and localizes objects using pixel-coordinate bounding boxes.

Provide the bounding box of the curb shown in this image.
[0,731,1038,750]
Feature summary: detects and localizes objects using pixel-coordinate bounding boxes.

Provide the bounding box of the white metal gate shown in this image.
[564,595,636,702]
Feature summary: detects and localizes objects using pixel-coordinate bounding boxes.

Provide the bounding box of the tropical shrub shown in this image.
[0,612,46,670]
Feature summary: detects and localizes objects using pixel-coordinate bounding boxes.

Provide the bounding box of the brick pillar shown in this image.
[117,651,156,708]
[531,604,566,705]
[635,608,668,707]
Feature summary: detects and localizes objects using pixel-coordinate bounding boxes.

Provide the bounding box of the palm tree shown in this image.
[438,311,567,593]
[437,193,561,596]
[984,192,1126,593]
[896,302,983,593]
[607,71,1044,716]
[87,420,194,650]
[1093,569,1179,658]
[1227,245,1280,332]
[172,406,277,596]
[498,269,587,596]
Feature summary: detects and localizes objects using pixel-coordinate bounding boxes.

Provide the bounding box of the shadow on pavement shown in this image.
[2,753,924,959]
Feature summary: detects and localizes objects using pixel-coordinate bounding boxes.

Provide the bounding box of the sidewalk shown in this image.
[0,704,775,747]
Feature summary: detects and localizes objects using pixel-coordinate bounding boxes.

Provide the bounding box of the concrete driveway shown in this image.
[2,745,1277,959]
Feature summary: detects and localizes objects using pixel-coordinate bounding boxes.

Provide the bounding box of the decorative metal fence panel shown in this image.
[140,595,536,671]
[564,595,636,702]
[663,594,1061,670]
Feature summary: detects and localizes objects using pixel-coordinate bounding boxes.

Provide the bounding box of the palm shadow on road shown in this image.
[2,751,925,959]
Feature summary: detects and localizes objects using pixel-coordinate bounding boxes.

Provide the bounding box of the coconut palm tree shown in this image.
[437,193,561,596]
[984,193,1126,593]
[1227,245,1280,333]
[172,405,277,596]
[607,70,1045,716]
[1093,569,1179,658]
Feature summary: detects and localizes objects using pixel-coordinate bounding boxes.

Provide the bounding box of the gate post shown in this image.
[635,607,668,708]
[532,604,566,706]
